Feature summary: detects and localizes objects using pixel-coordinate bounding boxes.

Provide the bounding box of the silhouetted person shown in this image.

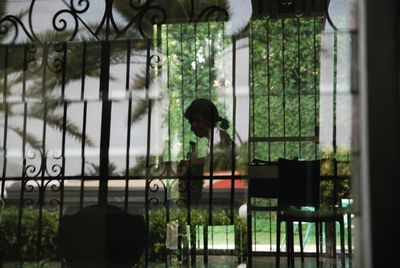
[178,98,234,206]
[184,98,233,148]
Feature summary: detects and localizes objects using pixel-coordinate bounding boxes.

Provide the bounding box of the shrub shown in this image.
[0,205,247,265]
[0,206,60,262]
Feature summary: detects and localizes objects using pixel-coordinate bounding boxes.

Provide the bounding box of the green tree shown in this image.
[250,17,324,161]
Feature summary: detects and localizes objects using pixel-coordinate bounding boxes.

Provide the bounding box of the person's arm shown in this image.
[177,157,205,177]
[218,129,233,149]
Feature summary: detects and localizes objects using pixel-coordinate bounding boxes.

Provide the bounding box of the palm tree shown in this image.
[1,0,232,176]
[0,3,97,149]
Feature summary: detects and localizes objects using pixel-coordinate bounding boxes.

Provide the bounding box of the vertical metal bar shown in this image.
[144,40,152,268]
[332,29,339,257]
[80,42,87,209]
[59,42,67,225]
[230,35,237,225]
[194,24,198,99]
[17,44,28,265]
[282,19,286,157]
[79,100,87,210]
[105,0,111,41]
[37,43,49,262]
[180,25,186,161]
[178,24,185,264]
[61,42,67,99]
[1,46,9,198]
[192,24,199,266]
[202,23,213,261]
[125,40,132,211]
[313,18,318,159]
[208,22,212,99]
[98,41,112,205]
[247,181,252,267]
[204,21,212,265]
[247,25,255,266]
[208,129,214,228]
[208,126,215,266]
[297,18,302,158]
[165,26,171,224]
[333,30,338,203]
[253,210,257,252]
[267,20,271,161]
[250,23,255,161]
[266,20,273,250]
[333,32,338,155]
[80,42,87,100]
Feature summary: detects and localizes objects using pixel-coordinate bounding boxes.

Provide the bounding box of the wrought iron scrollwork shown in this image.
[323,0,338,31]
[25,149,64,179]
[196,5,229,23]
[25,149,42,178]
[45,150,64,178]
[21,179,38,207]
[46,179,63,210]
[129,0,148,9]
[21,178,63,209]
[137,5,166,38]
[145,162,176,207]
[47,43,66,73]
[22,149,64,207]
[0,0,344,45]
[52,9,79,41]
[149,54,163,69]
[26,44,45,74]
[0,15,35,44]
[0,0,230,44]
[146,178,164,207]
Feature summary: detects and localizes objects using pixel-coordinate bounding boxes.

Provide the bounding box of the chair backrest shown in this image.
[278,158,321,209]
[248,161,279,199]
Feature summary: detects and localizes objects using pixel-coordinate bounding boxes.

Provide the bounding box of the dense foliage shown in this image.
[160,17,350,166]
[0,206,248,265]
[250,18,324,161]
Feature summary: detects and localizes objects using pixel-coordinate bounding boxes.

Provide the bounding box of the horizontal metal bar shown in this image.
[1,175,248,181]
[1,174,351,181]
[248,205,278,211]
[249,136,318,142]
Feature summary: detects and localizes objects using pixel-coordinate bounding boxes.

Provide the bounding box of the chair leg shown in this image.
[247,212,252,268]
[340,219,346,266]
[291,223,295,267]
[319,221,323,255]
[315,222,320,267]
[204,225,208,265]
[299,222,304,263]
[286,221,294,267]
[276,218,281,267]
[285,222,290,267]
[190,225,196,267]
[347,212,352,260]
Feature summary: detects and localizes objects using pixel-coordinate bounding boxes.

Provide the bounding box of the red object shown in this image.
[212,179,247,189]
[202,170,246,189]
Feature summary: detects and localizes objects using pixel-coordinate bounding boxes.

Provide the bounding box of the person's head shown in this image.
[184,98,229,138]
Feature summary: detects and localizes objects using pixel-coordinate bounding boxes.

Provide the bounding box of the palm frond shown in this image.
[86,161,122,176]
[20,103,95,147]
[10,126,42,149]
[45,113,95,147]
[131,99,149,123]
